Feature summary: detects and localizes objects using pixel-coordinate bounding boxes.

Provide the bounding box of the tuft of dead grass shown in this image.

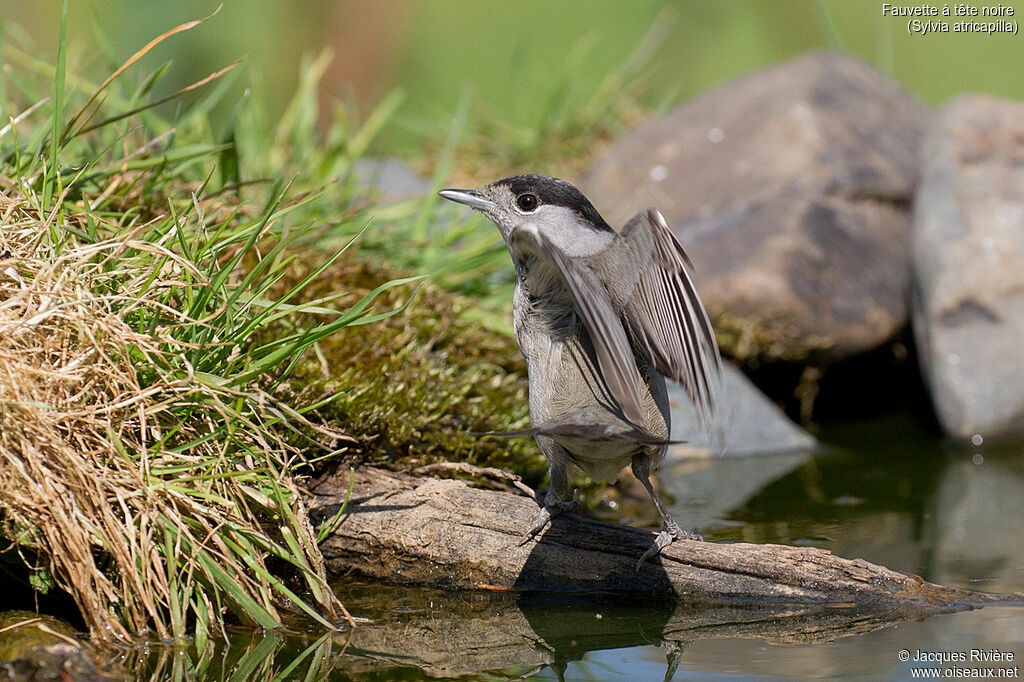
[0,189,346,641]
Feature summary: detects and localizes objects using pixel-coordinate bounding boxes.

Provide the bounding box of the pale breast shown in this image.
[522,313,670,482]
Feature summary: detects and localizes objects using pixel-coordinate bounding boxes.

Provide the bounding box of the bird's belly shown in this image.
[556,435,642,483]
[524,331,669,483]
[527,333,666,423]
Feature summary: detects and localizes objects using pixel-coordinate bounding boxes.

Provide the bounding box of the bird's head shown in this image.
[439,174,614,243]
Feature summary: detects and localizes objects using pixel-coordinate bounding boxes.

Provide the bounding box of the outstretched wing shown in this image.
[616,209,722,431]
[511,223,647,429]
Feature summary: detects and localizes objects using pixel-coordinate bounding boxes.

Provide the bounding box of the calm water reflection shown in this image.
[129,414,1023,680]
[695,415,1024,597]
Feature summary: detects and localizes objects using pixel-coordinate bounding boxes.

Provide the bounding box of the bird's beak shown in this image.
[438,188,494,210]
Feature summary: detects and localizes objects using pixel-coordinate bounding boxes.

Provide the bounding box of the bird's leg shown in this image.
[520,476,579,545]
[520,438,579,545]
[661,640,691,682]
[632,453,702,570]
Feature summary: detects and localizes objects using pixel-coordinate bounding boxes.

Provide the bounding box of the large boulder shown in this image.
[911,95,1024,439]
[582,52,930,362]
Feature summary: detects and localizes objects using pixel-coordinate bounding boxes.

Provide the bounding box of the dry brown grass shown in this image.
[0,190,345,642]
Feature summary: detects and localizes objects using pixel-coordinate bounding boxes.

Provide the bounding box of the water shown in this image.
[128,413,1023,680]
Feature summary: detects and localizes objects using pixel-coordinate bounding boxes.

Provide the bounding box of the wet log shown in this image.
[310,467,1022,608]
[333,585,984,678]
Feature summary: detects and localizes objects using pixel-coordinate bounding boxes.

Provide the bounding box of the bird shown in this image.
[438,174,723,568]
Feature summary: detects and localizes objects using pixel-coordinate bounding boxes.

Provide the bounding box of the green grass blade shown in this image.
[316,468,354,543]
[42,0,68,212]
[273,634,332,682]
[190,544,280,629]
[220,531,337,630]
[412,87,471,243]
[226,632,283,682]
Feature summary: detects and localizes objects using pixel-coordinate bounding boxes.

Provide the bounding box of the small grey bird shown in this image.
[439,175,723,567]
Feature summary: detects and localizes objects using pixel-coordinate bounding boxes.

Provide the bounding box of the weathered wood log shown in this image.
[311,467,1021,607]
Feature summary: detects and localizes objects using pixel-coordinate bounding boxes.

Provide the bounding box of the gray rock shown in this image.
[352,157,431,199]
[666,362,816,458]
[351,158,468,231]
[582,52,930,362]
[911,95,1024,439]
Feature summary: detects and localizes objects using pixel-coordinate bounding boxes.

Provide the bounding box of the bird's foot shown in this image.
[635,524,704,572]
[518,499,580,546]
[661,640,691,682]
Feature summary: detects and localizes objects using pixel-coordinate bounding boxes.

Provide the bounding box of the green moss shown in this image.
[0,611,86,663]
[709,306,835,365]
[273,250,548,484]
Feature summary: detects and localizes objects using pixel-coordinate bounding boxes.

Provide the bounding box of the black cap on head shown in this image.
[498,174,613,232]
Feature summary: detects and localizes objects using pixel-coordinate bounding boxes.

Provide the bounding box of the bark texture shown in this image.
[312,467,1020,607]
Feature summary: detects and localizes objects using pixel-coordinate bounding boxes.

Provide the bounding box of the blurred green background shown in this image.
[3,0,1022,155]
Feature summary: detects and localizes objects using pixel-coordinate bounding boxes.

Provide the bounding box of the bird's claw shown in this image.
[519,500,580,546]
[519,508,551,546]
[635,530,675,571]
[635,527,704,572]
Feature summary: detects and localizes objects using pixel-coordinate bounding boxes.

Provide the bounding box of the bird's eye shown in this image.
[516,193,538,212]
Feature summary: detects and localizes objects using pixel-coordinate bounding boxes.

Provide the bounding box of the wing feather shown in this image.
[514,223,648,429]
[620,209,722,431]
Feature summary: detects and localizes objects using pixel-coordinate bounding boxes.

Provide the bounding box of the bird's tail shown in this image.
[470,420,683,446]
